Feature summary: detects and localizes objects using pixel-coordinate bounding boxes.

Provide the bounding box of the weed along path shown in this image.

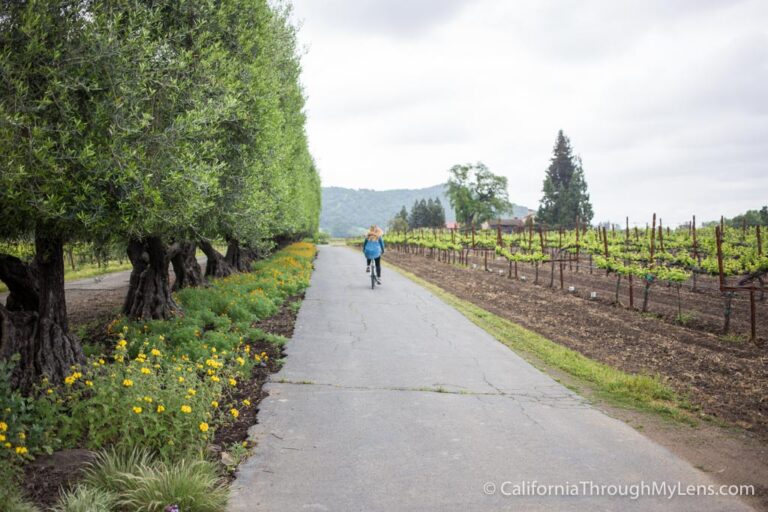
[228,246,752,511]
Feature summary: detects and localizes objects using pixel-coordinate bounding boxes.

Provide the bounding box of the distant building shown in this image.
[445,221,459,230]
[482,213,536,234]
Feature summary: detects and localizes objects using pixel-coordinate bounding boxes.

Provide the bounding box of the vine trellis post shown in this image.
[715,226,764,345]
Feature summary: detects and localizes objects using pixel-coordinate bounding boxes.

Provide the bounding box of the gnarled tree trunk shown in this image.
[200,239,234,278]
[170,241,205,291]
[225,238,259,273]
[0,253,39,312]
[224,238,246,273]
[123,237,178,320]
[0,233,83,390]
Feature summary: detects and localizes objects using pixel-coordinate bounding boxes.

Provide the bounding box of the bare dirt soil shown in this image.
[479,250,766,340]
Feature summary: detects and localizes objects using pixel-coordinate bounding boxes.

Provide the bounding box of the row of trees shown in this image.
[389,198,447,232]
[409,198,446,229]
[724,207,768,228]
[390,198,448,232]
[0,1,320,388]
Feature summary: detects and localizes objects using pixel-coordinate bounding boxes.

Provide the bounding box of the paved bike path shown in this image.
[228,246,750,511]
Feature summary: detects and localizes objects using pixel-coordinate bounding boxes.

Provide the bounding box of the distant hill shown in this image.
[320,184,531,237]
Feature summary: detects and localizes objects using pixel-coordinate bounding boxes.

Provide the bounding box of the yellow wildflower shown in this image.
[46,388,53,395]
[156,405,165,413]
[236,357,245,366]
[0,434,5,442]
[141,367,151,375]
[132,406,142,414]
[178,377,185,383]
[211,376,220,383]
[85,381,93,387]
[151,348,162,357]
[15,446,28,455]
[143,396,153,403]
[230,408,239,418]
[243,399,251,407]
[181,405,192,414]
[228,378,237,387]
[122,379,134,387]
[199,422,209,433]
[211,400,219,408]
[187,388,196,396]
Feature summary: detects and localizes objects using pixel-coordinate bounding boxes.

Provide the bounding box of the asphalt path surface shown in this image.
[228,246,751,511]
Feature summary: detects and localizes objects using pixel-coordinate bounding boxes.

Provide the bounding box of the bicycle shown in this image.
[370,258,378,289]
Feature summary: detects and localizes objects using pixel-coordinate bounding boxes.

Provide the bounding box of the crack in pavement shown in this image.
[271,379,588,407]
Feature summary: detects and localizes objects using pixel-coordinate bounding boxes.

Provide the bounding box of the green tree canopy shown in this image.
[388,206,409,233]
[446,162,512,226]
[0,0,320,387]
[537,130,593,228]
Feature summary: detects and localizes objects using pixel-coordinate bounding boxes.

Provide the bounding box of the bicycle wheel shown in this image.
[371,267,376,289]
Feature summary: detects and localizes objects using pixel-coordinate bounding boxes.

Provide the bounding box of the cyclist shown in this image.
[363,225,385,284]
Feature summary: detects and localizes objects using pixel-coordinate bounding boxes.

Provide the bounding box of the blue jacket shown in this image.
[363,236,385,259]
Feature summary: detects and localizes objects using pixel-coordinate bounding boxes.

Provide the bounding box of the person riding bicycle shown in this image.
[363,225,385,284]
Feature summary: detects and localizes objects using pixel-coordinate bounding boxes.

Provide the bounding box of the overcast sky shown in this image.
[290,0,767,225]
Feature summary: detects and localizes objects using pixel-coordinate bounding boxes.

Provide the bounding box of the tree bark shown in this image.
[224,238,247,273]
[0,253,39,312]
[123,237,179,320]
[199,239,234,278]
[0,233,83,390]
[170,241,205,291]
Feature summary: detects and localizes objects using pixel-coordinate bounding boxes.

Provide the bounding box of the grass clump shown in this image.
[73,448,227,512]
[118,457,227,512]
[52,486,118,512]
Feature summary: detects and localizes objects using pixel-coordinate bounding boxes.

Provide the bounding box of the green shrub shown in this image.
[0,355,64,464]
[60,348,224,459]
[5,494,41,512]
[2,243,315,495]
[0,463,40,512]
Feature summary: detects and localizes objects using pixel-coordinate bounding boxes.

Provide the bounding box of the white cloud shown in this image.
[292,0,768,224]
